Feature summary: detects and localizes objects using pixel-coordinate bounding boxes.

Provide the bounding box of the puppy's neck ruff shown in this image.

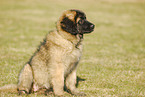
[57,30,83,49]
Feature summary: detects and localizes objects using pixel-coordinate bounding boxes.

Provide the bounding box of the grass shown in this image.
[0,0,145,96]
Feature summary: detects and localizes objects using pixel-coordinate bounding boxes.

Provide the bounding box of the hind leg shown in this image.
[17,64,33,94]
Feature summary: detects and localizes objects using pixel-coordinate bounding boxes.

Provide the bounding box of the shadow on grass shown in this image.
[76,76,86,88]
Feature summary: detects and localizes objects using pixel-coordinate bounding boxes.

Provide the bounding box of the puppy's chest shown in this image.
[64,44,83,67]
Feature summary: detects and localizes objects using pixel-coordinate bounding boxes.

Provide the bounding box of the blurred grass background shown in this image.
[0,0,145,96]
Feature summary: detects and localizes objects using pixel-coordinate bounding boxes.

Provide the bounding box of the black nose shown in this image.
[90,24,95,29]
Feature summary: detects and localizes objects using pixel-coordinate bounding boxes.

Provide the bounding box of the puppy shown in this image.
[0,9,95,96]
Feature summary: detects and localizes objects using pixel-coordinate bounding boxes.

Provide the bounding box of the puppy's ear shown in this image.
[60,17,77,35]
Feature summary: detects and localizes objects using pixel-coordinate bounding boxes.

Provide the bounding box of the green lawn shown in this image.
[0,0,145,96]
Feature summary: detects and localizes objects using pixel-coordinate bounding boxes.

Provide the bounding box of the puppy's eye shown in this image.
[78,20,84,25]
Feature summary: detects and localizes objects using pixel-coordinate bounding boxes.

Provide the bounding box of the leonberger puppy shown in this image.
[0,9,95,96]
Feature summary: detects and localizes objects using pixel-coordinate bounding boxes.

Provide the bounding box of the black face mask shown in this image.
[77,19,95,34]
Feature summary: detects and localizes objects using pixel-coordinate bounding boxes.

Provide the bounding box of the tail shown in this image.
[0,84,17,93]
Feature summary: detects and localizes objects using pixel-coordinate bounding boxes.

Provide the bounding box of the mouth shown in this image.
[82,28,94,34]
[82,30,93,34]
[90,28,94,32]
